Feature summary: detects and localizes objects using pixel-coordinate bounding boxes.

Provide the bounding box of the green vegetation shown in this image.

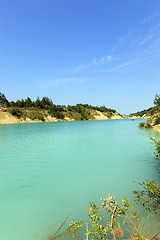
[138,122,145,128]
[145,121,152,128]
[154,94,160,106]
[151,138,160,158]
[0,91,119,122]
[132,94,160,130]
[138,120,152,129]
[1,91,160,239]
[133,179,160,213]
[129,94,160,118]
[39,139,160,240]
[9,108,22,118]
[138,113,160,129]
[130,105,160,118]
[43,179,160,240]
[138,114,160,129]
[29,113,45,122]
[152,114,160,125]
[0,92,9,106]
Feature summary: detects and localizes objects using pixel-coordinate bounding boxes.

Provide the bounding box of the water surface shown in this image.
[0,119,159,239]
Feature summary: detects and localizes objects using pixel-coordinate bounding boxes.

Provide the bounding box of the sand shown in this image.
[0,108,123,125]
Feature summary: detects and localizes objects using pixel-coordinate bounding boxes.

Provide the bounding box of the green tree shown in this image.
[41,96,52,108]
[19,98,25,108]
[76,104,82,113]
[0,92,9,106]
[35,97,42,108]
[67,105,72,111]
[153,94,160,106]
[56,105,64,112]
[25,97,32,108]
[9,101,16,107]
[16,99,25,108]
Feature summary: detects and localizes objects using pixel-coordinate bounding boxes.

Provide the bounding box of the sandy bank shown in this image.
[0,111,20,124]
[93,110,123,120]
[153,124,160,132]
[0,108,123,125]
[0,111,59,124]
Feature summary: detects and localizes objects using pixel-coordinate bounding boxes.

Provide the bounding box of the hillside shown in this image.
[129,105,160,132]
[129,105,160,118]
[0,106,123,124]
[0,92,123,124]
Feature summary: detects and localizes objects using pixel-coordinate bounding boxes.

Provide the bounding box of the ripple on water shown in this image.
[0,119,159,240]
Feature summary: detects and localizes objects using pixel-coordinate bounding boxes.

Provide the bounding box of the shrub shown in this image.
[9,108,22,118]
[56,111,65,119]
[138,122,145,128]
[107,113,112,118]
[81,111,88,120]
[144,121,152,128]
[36,114,45,121]
[50,111,65,119]
[133,179,160,213]
[47,179,160,240]
[152,114,160,125]
[151,138,160,158]
[29,113,45,121]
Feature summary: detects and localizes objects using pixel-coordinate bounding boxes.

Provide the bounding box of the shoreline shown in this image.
[153,124,160,132]
[1,108,159,133]
[0,109,123,125]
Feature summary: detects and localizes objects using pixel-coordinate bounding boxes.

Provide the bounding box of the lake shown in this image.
[0,119,159,240]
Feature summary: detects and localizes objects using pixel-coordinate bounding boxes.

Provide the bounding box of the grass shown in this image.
[6,102,120,122]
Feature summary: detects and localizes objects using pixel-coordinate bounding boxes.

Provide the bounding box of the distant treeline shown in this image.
[0,91,117,120]
[129,106,160,117]
[129,94,160,118]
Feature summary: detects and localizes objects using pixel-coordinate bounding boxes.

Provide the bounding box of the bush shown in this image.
[133,179,160,213]
[46,179,160,240]
[36,114,45,121]
[81,110,88,120]
[50,111,65,119]
[107,113,112,118]
[152,114,160,125]
[9,108,22,118]
[138,122,145,128]
[151,138,160,158]
[56,111,65,119]
[139,120,152,128]
[145,121,152,128]
[29,113,45,121]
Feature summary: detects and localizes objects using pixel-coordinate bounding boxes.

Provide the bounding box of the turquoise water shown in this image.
[0,119,159,240]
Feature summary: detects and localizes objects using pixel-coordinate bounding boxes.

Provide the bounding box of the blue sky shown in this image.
[0,0,160,114]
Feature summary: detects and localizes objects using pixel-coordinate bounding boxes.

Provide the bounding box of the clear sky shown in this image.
[0,0,160,114]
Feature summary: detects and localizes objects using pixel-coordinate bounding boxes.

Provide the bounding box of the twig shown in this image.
[151,232,160,240]
[85,222,89,240]
[111,204,117,237]
[51,216,69,239]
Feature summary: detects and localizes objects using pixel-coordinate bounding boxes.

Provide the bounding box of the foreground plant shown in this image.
[47,195,132,240]
[133,179,160,213]
[151,138,160,158]
[44,179,160,240]
[47,219,83,240]
[86,195,130,239]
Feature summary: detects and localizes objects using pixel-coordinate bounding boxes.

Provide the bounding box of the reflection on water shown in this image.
[0,119,159,240]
